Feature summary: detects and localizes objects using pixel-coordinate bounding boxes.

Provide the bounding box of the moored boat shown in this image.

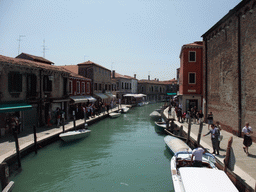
[109,112,121,118]
[154,121,167,133]
[119,107,130,113]
[59,129,91,142]
[149,111,161,121]
[171,151,238,192]
[164,135,191,154]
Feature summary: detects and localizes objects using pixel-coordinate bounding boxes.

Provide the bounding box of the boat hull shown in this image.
[109,112,121,118]
[154,122,166,133]
[59,129,91,142]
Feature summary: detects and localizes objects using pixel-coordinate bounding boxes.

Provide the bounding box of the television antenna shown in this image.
[17,35,25,55]
[42,39,49,58]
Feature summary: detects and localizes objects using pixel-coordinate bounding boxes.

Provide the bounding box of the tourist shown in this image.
[190,147,206,167]
[216,121,223,150]
[242,122,253,156]
[196,110,204,124]
[207,112,213,130]
[203,124,220,155]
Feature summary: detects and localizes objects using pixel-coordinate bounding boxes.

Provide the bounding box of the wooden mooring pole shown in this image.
[0,162,9,190]
[224,136,233,173]
[197,122,204,146]
[73,111,76,130]
[13,128,21,168]
[186,117,192,144]
[62,114,65,133]
[33,125,37,154]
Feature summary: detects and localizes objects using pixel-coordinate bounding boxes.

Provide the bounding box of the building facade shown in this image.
[202,0,256,139]
[178,41,203,113]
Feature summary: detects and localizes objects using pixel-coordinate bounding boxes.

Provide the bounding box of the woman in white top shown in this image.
[242,122,253,156]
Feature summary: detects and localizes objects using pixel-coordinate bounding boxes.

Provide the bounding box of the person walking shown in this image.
[203,124,220,155]
[197,110,204,124]
[216,121,223,150]
[242,122,253,156]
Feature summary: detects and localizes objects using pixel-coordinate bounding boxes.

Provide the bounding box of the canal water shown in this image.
[10,103,174,192]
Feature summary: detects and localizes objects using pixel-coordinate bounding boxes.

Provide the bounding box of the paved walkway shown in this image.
[0,106,121,165]
[163,107,256,190]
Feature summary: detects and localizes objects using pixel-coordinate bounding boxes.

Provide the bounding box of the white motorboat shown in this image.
[149,111,161,121]
[59,129,91,142]
[171,151,238,192]
[119,107,130,113]
[154,121,167,133]
[164,135,191,154]
[109,112,121,118]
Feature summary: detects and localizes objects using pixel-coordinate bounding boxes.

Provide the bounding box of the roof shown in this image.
[16,52,54,65]
[112,72,136,80]
[138,79,166,85]
[179,41,203,58]
[57,66,91,81]
[60,65,78,74]
[201,0,251,38]
[0,55,68,74]
[162,78,178,85]
[77,60,111,71]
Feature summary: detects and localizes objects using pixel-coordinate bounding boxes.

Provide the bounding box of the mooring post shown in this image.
[0,162,9,190]
[13,128,21,168]
[186,117,192,144]
[179,125,183,136]
[224,136,233,173]
[197,122,204,146]
[62,113,65,133]
[33,125,37,154]
[73,111,76,130]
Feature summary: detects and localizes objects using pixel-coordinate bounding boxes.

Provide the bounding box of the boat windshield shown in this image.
[202,153,216,168]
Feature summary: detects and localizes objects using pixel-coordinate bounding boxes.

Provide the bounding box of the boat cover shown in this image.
[164,135,191,154]
[179,167,238,192]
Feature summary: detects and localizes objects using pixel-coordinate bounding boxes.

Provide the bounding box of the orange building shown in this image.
[178,41,203,113]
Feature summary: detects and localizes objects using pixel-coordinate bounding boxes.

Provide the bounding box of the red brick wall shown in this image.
[203,0,256,141]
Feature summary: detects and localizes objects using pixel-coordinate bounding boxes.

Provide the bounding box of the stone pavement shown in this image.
[163,107,256,190]
[0,106,121,165]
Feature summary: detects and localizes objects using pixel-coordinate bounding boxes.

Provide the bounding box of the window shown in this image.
[99,84,102,91]
[8,72,22,93]
[87,82,90,94]
[122,82,124,89]
[94,83,97,91]
[43,75,52,92]
[27,74,37,96]
[63,78,68,95]
[105,84,107,91]
[81,82,85,94]
[188,73,196,84]
[69,80,73,94]
[109,85,111,91]
[77,81,80,94]
[189,51,196,62]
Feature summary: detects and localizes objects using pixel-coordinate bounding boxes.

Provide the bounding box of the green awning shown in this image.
[167,93,177,96]
[0,103,32,113]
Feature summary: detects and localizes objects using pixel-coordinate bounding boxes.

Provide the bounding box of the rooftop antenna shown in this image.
[42,39,49,58]
[17,35,26,55]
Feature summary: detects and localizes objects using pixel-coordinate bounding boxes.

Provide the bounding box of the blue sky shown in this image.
[0,0,241,80]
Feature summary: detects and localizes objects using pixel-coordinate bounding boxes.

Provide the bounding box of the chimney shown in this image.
[148,75,150,81]
[134,74,136,79]
[112,70,115,78]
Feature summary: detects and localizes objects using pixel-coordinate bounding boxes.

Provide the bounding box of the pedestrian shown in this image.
[216,121,223,150]
[56,108,61,126]
[177,108,182,123]
[203,124,220,155]
[197,110,204,124]
[190,108,196,124]
[190,147,206,167]
[242,122,253,156]
[185,111,190,123]
[207,112,213,130]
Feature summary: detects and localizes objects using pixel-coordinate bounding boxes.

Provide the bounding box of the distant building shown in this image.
[162,78,179,100]
[178,41,203,113]
[202,0,256,138]
[16,52,54,65]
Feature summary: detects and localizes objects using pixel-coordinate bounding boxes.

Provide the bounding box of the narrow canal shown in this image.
[10,103,174,192]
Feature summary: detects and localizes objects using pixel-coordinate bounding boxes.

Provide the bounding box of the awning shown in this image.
[105,92,115,98]
[167,93,177,96]
[84,96,97,102]
[70,96,89,104]
[0,103,32,113]
[94,93,108,99]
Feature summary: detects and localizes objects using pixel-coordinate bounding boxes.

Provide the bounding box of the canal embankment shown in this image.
[162,107,256,192]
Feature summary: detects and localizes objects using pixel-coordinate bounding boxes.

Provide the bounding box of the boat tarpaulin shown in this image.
[0,103,32,113]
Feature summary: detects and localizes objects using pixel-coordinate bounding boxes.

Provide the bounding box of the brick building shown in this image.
[202,0,256,139]
[178,41,203,113]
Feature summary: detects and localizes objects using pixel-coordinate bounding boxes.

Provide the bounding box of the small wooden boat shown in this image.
[154,121,167,133]
[59,129,91,142]
[164,135,191,154]
[119,107,130,113]
[171,151,238,192]
[149,111,161,121]
[109,112,121,118]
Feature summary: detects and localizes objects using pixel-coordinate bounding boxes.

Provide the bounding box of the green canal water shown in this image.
[11,103,174,192]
